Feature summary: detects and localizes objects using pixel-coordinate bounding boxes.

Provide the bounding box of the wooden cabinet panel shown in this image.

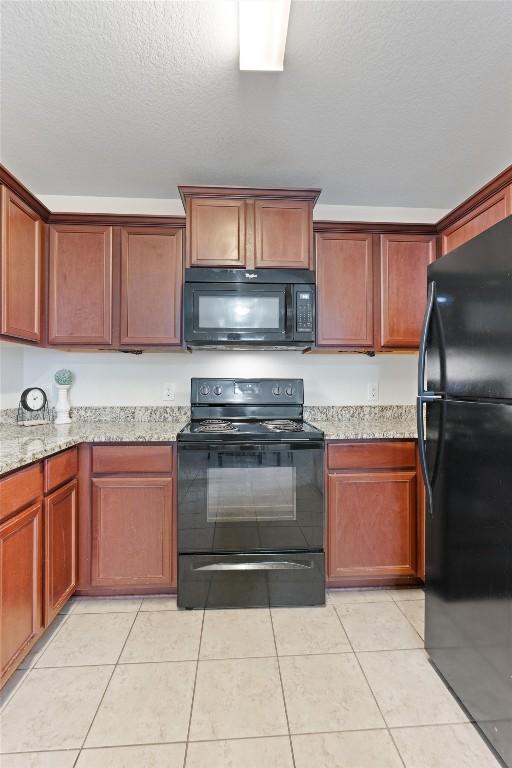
[327,470,417,581]
[1,502,43,682]
[44,480,77,625]
[44,447,78,494]
[49,224,113,344]
[327,441,416,471]
[316,233,373,347]
[0,462,43,523]
[91,476,173,588]
[0,187,42,341]
[187,198,246,267]
[120,227,183,345]
[254,199,311,268]
[92,445,173,474]
[379,234,436,349]
[441,184,512,255]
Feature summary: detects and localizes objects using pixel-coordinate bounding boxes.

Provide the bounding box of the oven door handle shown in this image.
[193,560,314,572]
[179,441,324,451]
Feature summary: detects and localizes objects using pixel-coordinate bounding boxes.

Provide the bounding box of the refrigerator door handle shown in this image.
[417,280,443,516]
[417,395,434,515]
[418,280,436,397]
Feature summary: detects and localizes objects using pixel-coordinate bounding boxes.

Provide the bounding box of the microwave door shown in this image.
[185,283,291,343]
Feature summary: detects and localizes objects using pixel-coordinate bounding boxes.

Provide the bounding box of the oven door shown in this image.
[178,441,324,555]
[184,282,293,345]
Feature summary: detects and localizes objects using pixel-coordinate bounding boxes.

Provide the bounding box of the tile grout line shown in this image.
[183,609,206,768]
[72,598,144,766]
[394,599,425,643]
[269,607,297,768]
[0,609,74,714]
[331,602,408,768]
[0,721,486,758]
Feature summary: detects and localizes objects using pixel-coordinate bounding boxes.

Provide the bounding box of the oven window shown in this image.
[198,295,281,330]
[207,467,296,522]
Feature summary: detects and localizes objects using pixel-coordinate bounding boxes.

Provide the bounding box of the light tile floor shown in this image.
[0,589,502,767]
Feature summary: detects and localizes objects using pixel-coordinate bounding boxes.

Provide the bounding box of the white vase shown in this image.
[55,384,72,425]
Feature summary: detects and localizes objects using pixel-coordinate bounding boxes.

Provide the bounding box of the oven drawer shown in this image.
[178,551,325,609]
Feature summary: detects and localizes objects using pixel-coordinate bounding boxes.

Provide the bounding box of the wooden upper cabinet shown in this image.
[0,186,42,342]
[441,184,512,255]
[180,186,320,270]
[254,199,312,268]
[49,224,113,345]
[315,233,373,347]
[44,479,77,625]
[1,502,43,682]
[187,198,246,267]
[120,226,183,345]
[379,234,436,349]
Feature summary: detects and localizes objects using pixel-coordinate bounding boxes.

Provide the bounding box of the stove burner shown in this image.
[196,419,239,433]
[263,419,304,433]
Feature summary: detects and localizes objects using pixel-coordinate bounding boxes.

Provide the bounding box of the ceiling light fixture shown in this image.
[239,0,291,72]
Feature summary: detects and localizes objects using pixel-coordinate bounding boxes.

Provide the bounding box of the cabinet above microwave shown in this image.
[178,185,321,270]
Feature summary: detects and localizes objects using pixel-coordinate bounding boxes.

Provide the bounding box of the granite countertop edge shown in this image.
[0,416,418,476]
[0,421,189,476]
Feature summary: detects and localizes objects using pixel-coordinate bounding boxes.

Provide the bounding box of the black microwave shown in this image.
[184,268,315,349]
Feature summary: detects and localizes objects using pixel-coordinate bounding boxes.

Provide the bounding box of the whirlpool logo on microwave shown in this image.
[245,272,258,279]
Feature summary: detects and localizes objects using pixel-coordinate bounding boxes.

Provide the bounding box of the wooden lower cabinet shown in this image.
[0,502,43,684]
[91,475,173,589]
[326,440,422,586]
[327,470,417,582]
[44,479,77,625]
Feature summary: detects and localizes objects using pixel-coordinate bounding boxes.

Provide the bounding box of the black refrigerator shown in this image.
[418,215,512,768]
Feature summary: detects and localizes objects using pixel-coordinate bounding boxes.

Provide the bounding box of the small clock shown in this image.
[21,387,47,412]
[17,387,50,426]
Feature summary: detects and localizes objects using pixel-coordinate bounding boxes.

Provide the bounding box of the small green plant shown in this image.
[54,368,73,386]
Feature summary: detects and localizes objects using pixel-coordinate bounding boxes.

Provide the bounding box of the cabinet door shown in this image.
[254,199,311,268]
[316,233,373,347]
[187,198,246,267]
[1,502,42,682]
[441,184,512,255]
[0,187,42,341]
[120,227,183,345]
[49,224,113,344]
[327,470,417,581]
[91,476,173,588]
[379,234,436,349]
[44,480,77,625]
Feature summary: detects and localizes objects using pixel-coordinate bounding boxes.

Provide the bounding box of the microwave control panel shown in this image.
[295,288,314,334]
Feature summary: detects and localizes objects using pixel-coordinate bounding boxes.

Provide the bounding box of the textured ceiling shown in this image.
[1,1,511,207]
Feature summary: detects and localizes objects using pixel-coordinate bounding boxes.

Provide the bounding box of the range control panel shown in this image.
[191,378,304,405]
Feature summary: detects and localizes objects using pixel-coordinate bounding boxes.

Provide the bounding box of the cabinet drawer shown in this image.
[0,463,43,522]
[44,447,78,494]
[327,441,416,470]
[92,445,173,474]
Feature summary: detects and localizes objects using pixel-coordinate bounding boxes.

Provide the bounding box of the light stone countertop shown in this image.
[0,405,418,476]
[0,421,188,476]
[312,418,417,441]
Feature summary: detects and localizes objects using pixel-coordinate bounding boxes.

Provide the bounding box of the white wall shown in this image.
[0,343,25,409]
[20,347,417,407]
[38,195,448,224]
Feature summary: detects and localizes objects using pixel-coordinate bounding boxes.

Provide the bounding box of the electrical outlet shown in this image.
[162,382,176,402]
[367,382,379,403]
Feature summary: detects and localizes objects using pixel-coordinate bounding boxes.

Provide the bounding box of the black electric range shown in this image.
[177,378,325,609]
